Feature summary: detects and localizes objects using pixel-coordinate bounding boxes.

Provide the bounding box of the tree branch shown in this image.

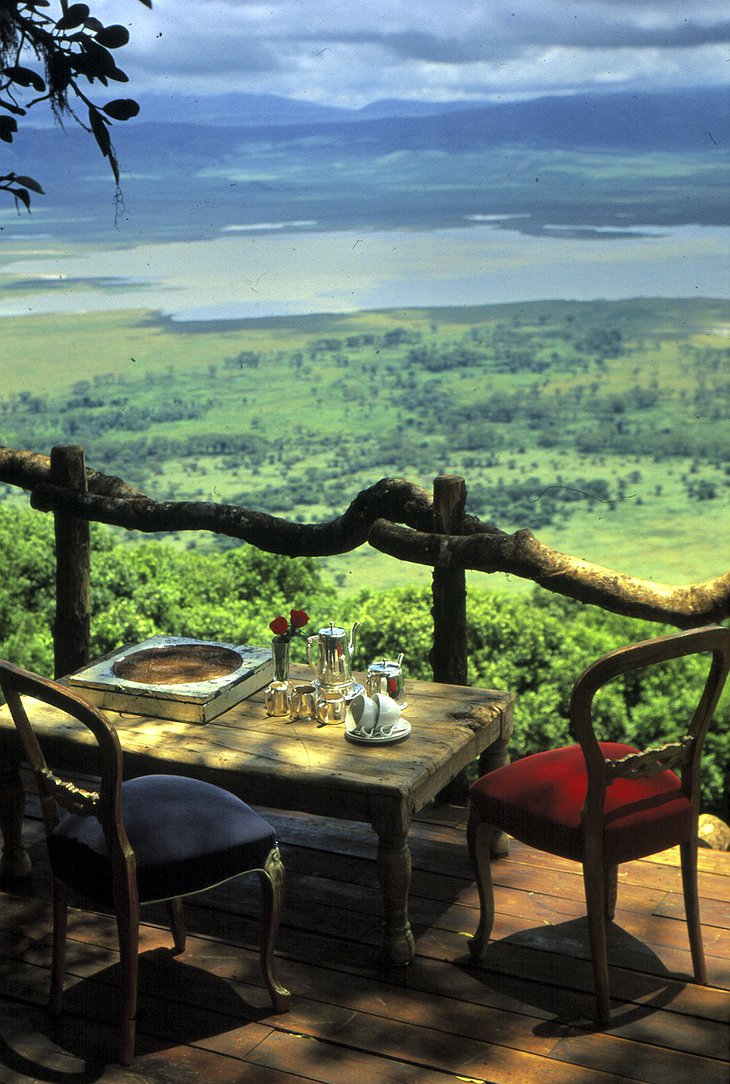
[0,445,144,499]
[2,447,727,627]
[27,476,437,556]
[367,519,730,627]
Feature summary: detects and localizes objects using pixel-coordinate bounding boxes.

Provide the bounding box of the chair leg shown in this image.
[604,864,618,922]
[166,897,186,954]
[114,880,141,1066]
[680,837,707,984]
[258,846,291,1012]
[50,877,68,1016]
[583,860,611,1025]
[467,808,495,961]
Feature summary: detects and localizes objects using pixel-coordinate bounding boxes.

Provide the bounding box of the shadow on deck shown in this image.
[1,800,728,1083]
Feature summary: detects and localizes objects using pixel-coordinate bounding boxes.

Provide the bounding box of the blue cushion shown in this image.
[47,775,277,904]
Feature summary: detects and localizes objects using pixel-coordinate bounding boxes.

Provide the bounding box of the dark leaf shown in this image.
[0,116,18,142]
[102,98,140,121]
[55,4,91,31]
[2,65,46,92]
[88,105,111,158]
[12,187,31,211]
[89,106,120,185]
[96,25,130,49]
[79,40,117,78]
[107,65,129,83]
[13,175,45,194]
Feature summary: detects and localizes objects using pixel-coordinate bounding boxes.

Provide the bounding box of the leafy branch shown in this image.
[0,0,150,209]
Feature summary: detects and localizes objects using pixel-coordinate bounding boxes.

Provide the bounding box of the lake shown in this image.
[1,220,728,321]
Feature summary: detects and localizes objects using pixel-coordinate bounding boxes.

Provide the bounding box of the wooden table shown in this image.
[0,667,514,965]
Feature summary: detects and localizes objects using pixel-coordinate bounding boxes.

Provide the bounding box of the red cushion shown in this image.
[470,742,692,864]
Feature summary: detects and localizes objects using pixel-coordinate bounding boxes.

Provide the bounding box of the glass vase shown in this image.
[271,638,291,683]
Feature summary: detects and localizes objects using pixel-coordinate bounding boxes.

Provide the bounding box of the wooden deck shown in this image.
[1,793,728,1083]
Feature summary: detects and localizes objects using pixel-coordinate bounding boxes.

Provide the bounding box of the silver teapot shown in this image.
[306,621,360,698]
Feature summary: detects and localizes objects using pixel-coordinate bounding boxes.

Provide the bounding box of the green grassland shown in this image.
[2,296,728,596]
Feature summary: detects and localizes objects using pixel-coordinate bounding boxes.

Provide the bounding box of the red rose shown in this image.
[290,609,309,630]
[269,615,289,636]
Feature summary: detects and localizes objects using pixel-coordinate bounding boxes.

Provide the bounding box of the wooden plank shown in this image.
[550,1032,729,1084]
[416,909,730,989]
[645,846,730,876]
[207,1028,475,1084]
[655,891,730,928]
[0,995,304,1083]
[244,1020,633,1084]
[486,845,730,903]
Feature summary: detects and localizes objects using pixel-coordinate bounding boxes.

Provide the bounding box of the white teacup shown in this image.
[373,693,401,734]
[346,693,379,735]
[347,692,401,737]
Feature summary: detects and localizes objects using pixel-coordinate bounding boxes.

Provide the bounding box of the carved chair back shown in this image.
[0,659,132,875]
[570,625,730,843]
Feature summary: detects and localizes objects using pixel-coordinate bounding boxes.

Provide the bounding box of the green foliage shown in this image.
[0,505,56,673]
[0,505,334,672]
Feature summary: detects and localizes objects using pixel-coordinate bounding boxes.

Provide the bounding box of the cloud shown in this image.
[97,0,730,105]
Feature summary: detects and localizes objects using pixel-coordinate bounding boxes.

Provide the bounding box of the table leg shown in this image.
[479,734,511,859]
[0,757,31,880]
[372,812,415,966]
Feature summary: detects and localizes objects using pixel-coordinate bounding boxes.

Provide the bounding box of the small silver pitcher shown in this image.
[264,680,290,717]
[365,654,406,707]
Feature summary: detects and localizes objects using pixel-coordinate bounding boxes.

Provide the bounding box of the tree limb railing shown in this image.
[24,461,730,629]
[0,446,143,500]
[1,446,728,682]
[368,519,730,629]
[28,476,440,555]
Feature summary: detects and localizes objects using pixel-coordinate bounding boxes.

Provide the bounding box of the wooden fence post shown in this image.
[429,474,468,685]
[50,445,90,678]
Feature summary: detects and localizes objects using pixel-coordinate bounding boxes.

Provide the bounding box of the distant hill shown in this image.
[3,86,727,243]
[132,91,485,127]
[120,85,730,149]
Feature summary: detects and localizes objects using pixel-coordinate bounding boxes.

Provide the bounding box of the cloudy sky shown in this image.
[102,0,730,107]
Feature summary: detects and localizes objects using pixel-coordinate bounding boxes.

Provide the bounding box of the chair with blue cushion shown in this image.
[466,625,730,1024]
[0,659,290,1064]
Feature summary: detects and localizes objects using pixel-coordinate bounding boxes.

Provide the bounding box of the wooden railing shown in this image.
[1,444,729,681]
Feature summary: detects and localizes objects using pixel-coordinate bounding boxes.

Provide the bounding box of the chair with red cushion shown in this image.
[467,625,730,1024]
[0,660,291,1064]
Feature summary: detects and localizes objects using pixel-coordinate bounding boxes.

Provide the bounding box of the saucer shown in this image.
[344,717,411,745]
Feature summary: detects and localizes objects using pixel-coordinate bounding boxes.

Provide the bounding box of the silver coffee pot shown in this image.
[306,621,360,699]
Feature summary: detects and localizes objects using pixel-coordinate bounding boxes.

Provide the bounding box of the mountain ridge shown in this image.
[3,86,727,243]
